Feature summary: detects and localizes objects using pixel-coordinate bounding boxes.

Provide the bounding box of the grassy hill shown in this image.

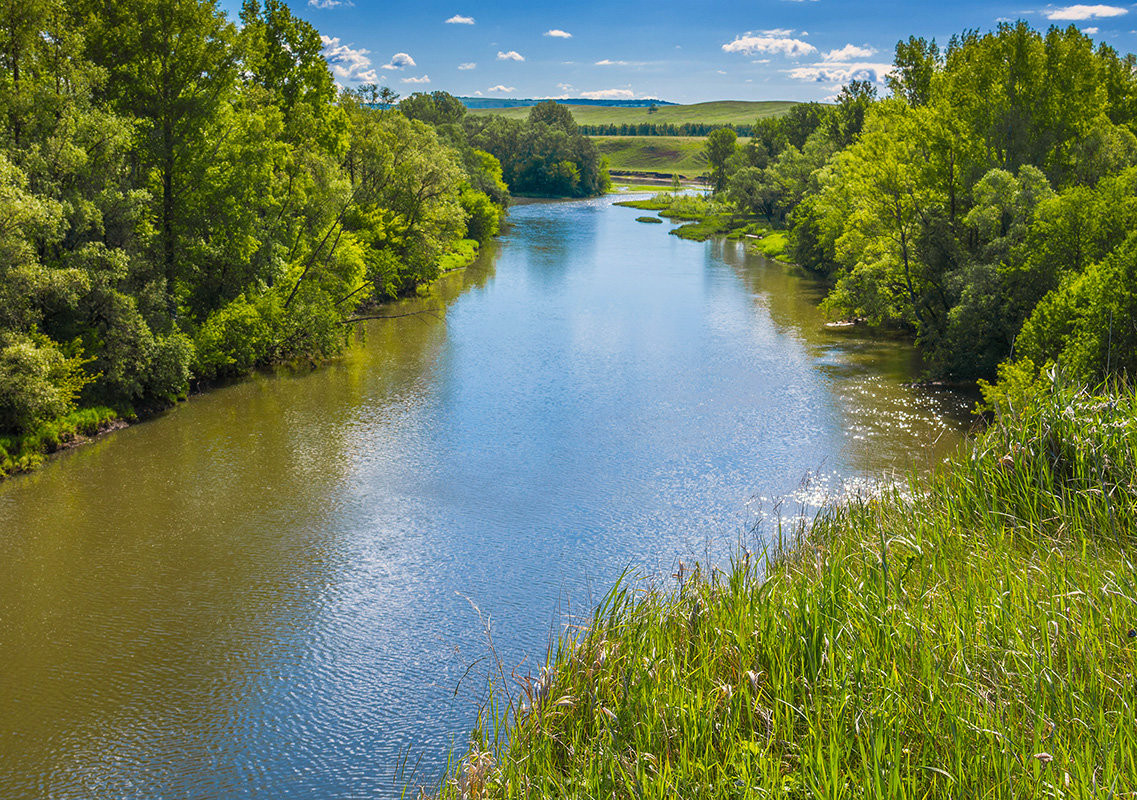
[594,136,714,177]
[468,100,796,127]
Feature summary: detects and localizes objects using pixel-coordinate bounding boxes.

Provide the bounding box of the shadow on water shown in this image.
[0,198,970,799]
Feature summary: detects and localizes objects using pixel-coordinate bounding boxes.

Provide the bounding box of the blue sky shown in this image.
[223,1,1137,103]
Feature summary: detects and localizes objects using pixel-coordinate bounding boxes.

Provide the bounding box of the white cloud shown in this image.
[722,34,817,58]
[497,50,525,61]
[321,35,377,82]
[1083,25,1101,32]
[473,90,483,96]
[786,61,894,84]
[545,29,572,38]
[557,82,574,91]
[402,75,430,84]
[595,59,629,65]
[380,52,416,70]
[1045,4,1127,19]
[488,85,516,93]
[822,44,877,62]
[445,14,475,24]
[580,88,635,99]
[458,62,477,70]
[308,0,352,8]
[716,69,727,75]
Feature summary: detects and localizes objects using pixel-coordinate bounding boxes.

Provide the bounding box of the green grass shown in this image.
[750,231,789,259]
[468,100,797,128]
[0,406,121,479]
[441,377,1137,799]
[437,238,480,272]
[636,216,664,224]
[595,136,718,177]
[616,192,790,258]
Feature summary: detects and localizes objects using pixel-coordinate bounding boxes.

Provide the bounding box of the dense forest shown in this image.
[706,23,1137,387]
[0,1,605,474]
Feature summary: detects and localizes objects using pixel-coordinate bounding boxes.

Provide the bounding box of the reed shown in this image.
[440,377,1137,798]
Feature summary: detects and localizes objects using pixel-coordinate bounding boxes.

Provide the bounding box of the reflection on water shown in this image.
[0,196,970,798]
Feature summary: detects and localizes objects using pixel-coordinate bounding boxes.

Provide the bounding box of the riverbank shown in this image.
[443,375,1137,797]
[616,192,790,260]
[0,239,488,483]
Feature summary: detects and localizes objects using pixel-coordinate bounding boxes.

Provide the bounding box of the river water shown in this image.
[0,196,971,798]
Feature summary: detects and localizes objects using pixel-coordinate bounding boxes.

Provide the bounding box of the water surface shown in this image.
[0,196,970,798]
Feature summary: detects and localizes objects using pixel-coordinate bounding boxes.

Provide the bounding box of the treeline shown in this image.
[580,123,753,138]
[464,102,611,197]
[708,22,1137,385]
[0,0,603,466]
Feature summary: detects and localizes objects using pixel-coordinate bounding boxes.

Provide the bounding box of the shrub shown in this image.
[0,332,92,436]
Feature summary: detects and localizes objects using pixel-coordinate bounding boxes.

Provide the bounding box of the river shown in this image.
[0,195,971,798]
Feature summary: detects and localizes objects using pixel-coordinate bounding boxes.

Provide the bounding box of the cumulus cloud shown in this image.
[787,61,894,84]
[497,50,525,61]
[822,44,877,62]
[488,85,516,93]
[402,75,430,83]
[1083,25,1101,32]
[581,88,635,99]
[446,14,475,24]
[458,62,476,70]
[544,29,572,38]
[308,0,352,8]
[321,35,377,82]
[722,33,817,58]
[1045,4,1127,19]
[380,52,416,70]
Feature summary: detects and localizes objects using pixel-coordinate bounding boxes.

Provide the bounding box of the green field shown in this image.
[468,100,796,127]
[593,135,740,177]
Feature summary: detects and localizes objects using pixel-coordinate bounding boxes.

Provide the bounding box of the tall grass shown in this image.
[441,379,1137,798]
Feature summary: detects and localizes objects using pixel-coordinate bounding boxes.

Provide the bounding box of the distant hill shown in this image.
[467,100,797,128]
[593,136,714,178]
[457,97,675,110]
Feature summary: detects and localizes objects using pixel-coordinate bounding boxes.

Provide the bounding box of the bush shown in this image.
[0,332,92,436]
[1016,234,1137,382]
[460,188,502,243]
[193,295,274,379]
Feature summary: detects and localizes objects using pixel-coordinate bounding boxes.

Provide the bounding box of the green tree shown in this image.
[887,36,941,106]
[528,100,577,132]
[77,0,238,316]
[705,127,737,193]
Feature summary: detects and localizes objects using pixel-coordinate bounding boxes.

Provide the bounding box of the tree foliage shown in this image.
[708,19,1137,384]
[0,2,509,440]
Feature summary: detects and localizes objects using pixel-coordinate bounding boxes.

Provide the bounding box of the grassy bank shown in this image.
[617,192,789,258]
[0,406,123,479]
[0,242,487,483]
[443,376,1137,798]
[469,101,796,128]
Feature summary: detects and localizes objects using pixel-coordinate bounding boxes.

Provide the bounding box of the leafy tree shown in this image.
[705,127,737,193]
[826,80,878,147]
[887,36,941,106]
[399,91,467,127]
[1016,234,1137,381]
[77,0,238,316]
[528,100,577,132]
